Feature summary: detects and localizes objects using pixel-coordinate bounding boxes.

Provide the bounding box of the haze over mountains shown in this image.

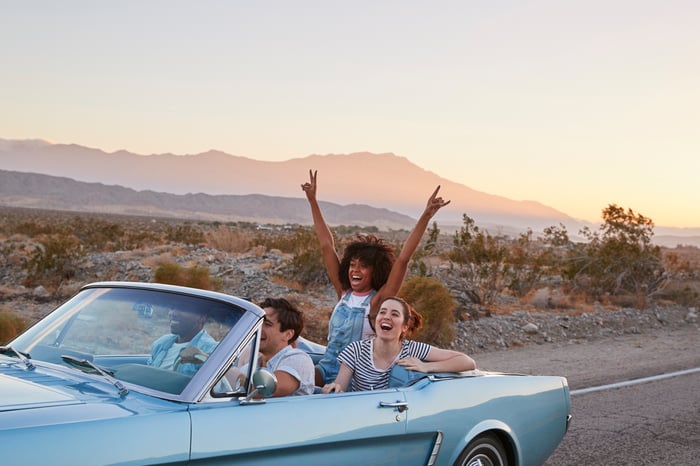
[1,138,698,246]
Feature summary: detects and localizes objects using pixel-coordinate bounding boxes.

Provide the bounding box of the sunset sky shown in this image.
[2,1,698,228]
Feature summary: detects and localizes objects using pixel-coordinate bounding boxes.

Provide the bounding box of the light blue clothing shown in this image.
[316,290,375,384]
[148,329,218,376]
[266,345,315,396]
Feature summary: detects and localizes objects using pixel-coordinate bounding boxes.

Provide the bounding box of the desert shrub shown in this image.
[266,227,327,286]
[71,217,124,251]
[656,284,699,307]
[334,225,379,235]
[120,229,163,250]
[448,214,512,305]
[399,276,456,347]
[503,229,548,297]
[206,225,251,253]
[23,234,83,288]
[154,262,183,284]
[448,216,555,305]
[410,221,440,277]
[185,265,220,290]
[0,308,28,343]
[568,205,666,305]
[153,261,220,291]
[253,227,310,254]
[166,224,205,245]
[12,221,62,237]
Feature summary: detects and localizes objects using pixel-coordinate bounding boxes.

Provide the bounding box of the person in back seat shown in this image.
[321,296,475,393]
[301,169,450,386]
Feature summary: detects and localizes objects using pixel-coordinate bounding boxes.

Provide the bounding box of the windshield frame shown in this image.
[9,281,264,402]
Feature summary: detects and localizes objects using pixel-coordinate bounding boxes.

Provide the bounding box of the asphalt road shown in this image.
[545,371,700,465]
[473,326,700,465]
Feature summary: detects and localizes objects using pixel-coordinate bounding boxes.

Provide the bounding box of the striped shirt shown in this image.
[338,338,431,391]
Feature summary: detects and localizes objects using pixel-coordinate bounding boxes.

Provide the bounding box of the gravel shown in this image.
[2,245,698,359]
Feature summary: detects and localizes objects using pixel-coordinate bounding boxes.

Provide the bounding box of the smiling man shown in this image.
[148,305,218,376]
[259,297,315,396]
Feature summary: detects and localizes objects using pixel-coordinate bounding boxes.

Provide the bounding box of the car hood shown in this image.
[0,358,181,422]
[0,373,79,411]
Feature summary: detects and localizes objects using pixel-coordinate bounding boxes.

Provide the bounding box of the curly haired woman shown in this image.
[301,170,450,385]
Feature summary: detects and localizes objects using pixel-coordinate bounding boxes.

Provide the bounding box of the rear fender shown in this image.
[447,420,520,466]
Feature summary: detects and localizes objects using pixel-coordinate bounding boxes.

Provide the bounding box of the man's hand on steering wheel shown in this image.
[178,346,208,364]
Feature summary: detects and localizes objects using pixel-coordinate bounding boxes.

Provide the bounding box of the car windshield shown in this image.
[10,286,245,395]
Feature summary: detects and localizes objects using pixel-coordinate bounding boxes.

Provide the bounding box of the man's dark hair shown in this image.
[338,234,396,290]
[259,297,304,343]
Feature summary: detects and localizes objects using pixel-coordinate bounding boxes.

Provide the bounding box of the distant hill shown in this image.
[1,138,698,246]
[0,138,581,232]
[0,169,417,230]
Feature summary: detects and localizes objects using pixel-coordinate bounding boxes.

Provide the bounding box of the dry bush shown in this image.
[399,276,457,347]
[206,226,251,253]
[294,298,331,345]
[269,275,304,292]
[153,261,221,291]
[23,233,83,290]
[0,308,28,344]
[248,245,267,257]
[142,251,175,268]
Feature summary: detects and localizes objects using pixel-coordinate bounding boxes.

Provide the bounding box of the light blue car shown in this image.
[1,282,570,466]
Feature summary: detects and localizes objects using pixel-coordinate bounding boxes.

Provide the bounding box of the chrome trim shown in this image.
[427,431,444,466]
[379,400,408,413]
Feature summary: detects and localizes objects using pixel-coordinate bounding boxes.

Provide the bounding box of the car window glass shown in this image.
[212,332,259,397]
[13,287,246,396]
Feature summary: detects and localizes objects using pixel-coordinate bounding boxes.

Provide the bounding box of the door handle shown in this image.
[379,400,408,413]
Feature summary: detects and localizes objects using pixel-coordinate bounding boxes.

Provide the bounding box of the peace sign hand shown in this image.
[300,169,318,201]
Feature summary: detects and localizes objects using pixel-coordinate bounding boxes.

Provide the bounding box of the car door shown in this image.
[189,389,409,465]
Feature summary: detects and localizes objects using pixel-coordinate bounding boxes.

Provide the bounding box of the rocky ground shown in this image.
[2,245,698,377]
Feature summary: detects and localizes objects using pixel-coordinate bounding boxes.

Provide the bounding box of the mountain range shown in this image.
[1,138,698,246]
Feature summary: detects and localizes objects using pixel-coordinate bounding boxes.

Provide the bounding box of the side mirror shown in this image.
[240,368,277,404]
[252,368,277,397]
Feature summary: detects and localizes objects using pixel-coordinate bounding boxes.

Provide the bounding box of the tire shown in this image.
[455,433,509,466]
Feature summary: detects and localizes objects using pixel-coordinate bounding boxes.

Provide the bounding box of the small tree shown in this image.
[448,214,511,305]
[507,229,552,297]
[410,221,440,277]
[573,204,666,305]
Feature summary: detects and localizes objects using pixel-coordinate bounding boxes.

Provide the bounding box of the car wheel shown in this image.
[455,433,509,466]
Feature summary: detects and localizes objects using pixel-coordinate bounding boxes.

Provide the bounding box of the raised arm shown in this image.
[397,347,476,373]
[301,170,343,298]
[374,185,450,305]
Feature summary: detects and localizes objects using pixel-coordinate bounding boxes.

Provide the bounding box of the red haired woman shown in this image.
[322,296,476,393]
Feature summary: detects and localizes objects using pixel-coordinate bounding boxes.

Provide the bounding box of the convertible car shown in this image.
[1,282,570,466]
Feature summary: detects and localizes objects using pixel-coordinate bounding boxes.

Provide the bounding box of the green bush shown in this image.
[399,276,456,347]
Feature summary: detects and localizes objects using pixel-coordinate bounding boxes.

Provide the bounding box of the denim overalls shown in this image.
[316,290,375,383]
